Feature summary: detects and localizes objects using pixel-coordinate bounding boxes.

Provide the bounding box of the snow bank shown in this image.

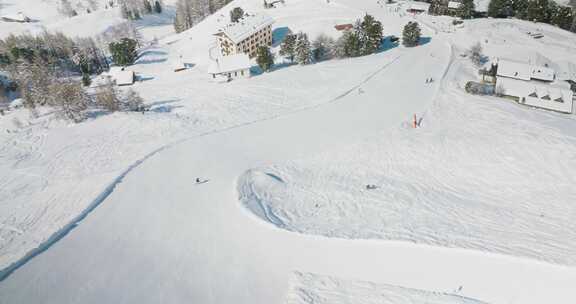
[287,272,488,304]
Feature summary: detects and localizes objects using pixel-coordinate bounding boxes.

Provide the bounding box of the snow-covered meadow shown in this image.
[287,272,488,304]
[238,16,576,265]
[1,0,409,273]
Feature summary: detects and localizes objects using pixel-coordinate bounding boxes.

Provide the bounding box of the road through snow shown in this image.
[1,37,575,304]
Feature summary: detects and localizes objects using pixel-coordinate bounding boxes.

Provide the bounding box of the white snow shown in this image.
[238,13,576,266]
[287,272,488,304]
[208,53,251,74]
[0,0,576,303]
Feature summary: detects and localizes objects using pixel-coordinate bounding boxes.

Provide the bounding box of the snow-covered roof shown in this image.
[448,1,462,9]
[497,59,556,82]
[497,60,532,81]
[216,14,274,44]
[1,12,30,22]
[408,2,429,11]
[208,54,251,74]
[530,65,555,81]
[496,77,573,113]
[108,67,135,86]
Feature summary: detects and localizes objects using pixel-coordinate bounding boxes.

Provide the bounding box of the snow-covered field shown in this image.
[1,0,405,274]
[1,0,576,303]
[239,14,576,266]
[287,272,487,304]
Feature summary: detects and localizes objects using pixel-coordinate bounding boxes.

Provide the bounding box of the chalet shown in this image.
[407,2,428,14]
[334,24,354,31]
[214,13,274,58]
[495,59,574,113]
[447,1,462,14]
[1,12,31,23]
[108,67,135,86]
[208,53,251,81]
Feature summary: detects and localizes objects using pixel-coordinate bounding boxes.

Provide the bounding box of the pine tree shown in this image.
[428,0,447,15]
[109,38,138,66]
[359,14,383,55]
[143,0,153,13]
[279,34,297,62]
[402,22,421,47]
[230,7,244,23]
[337,30,362,57]
[256,46,274,72]
[551,6,574,29]
[488,0,513,18]
[154,1,162,13]
[457,0,475,19]
[571,11,576,33]
[294,32,312,65]
[513,0,529,18]
[525,0,551,23]
[312,34,335,61]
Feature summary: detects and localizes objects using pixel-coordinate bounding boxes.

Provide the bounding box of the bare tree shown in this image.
[469,42,484,67]
[122,88,145,111]
[49,79,89,122]
[94,79,122,112]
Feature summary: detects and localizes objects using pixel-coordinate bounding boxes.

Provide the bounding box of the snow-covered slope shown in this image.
[0,0,400,274]
[238,17,576,265]
[287,272,488,304]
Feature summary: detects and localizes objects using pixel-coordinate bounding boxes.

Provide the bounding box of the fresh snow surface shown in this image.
[1,0,576,303]
[0,0,385,275]
[287,272,488,304]
[238,14,576,266]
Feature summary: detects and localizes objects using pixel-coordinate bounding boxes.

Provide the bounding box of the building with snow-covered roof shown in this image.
[496,77,573,113]
[107,67,135,86]
[497,59,556,82]
[208,53,251,81]
[495,59,574,113]
[448,1,462,9]
[214,13,274,58]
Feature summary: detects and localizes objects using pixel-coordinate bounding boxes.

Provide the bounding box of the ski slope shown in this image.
[287,272,488,304]
[1,0,576,303]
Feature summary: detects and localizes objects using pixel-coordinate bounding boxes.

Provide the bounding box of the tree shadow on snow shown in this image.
[376,36,400,53]
[418,37,432,46]
[272,27,291,47]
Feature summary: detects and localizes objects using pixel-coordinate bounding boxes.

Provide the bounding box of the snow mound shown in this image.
[287,272,489,304]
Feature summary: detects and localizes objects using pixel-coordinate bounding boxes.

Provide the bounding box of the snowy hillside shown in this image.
[238,17,576,266]
[0,0,408,274]
[287,272,488,304]
[1,0,576,303]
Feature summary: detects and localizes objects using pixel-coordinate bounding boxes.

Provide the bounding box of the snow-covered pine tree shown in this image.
[230,7,244,23]
[457,0,475,19]
[294,32,312,65]
[256,46,274,71]
[154,0,162,13]
[360,14,383,55]
[279,34,297,62]
[402,21,421,47]
[312,34,335,61]
[143,0,153,13]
